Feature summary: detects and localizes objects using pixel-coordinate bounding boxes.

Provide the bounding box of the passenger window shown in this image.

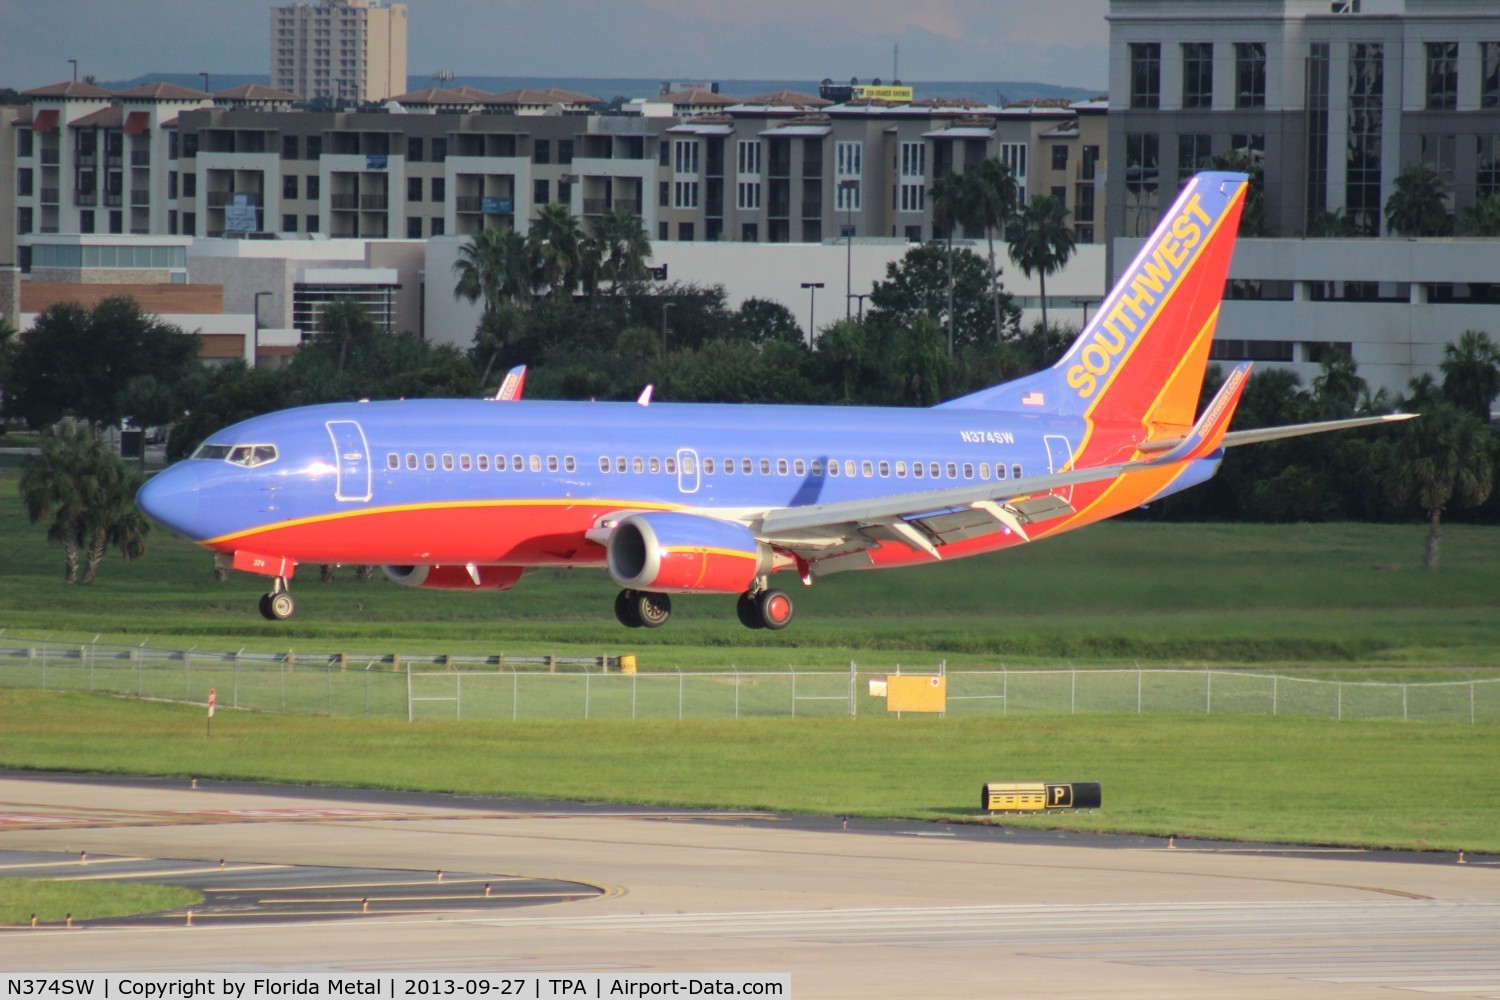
[997,464,1007,480]
[1012,463,1022,479]
[704,458,715,474]
[913,462,924,478]
[599,456,610,473]
[963,463,974,479]
[424,454,437,471]
[811,460,823,477]
[616,457,627,473]
[547,456,559,472]
[665,457,677,474]
[759,459,771,475]
[631,457,644,474]
[861,461,873,478]
[649,457,661,474]
[895,461,906,478]
[477,455,489,472]
[459,454,472,471]
[442,454,455,471]
[723,458,734,475]
[776,459,788,476]
[530,455,542,472]
[386,453,399,470]
[980,463,991,480]
[406,454,418,471]
[929,462,940,478]
[878,461,890,478]
[741,458,753,475]
[945,462,957,479]
[794,459,806,476]
[564,457,576,473]
[828,461,840,477]
[845,460,856,477]
[512,454,523,471]
[494,455,505,470]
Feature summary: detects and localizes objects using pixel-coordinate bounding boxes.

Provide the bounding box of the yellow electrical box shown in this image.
[982,781,1102,812]
[617,655,637,675]
[886,674,946,713]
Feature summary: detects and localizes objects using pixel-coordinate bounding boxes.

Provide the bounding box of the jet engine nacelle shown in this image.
[381,564,526,590]
[606,512,772,594]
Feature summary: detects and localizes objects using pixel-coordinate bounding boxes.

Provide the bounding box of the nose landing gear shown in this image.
[737,588,794,630]
[258,577,295,621]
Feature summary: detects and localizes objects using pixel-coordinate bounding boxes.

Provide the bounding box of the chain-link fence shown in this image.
[3,638,1497,724]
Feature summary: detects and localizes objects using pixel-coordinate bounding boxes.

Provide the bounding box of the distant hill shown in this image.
[95,73,1099,105]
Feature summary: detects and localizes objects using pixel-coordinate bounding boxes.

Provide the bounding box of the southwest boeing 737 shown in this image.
[137,172,1410,629]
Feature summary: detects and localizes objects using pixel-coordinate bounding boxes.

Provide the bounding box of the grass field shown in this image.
[2,690,1496,853]
[0,877,201,924]
[4,471,1500,670]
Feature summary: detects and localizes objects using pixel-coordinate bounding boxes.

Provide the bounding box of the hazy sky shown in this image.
[0,0,1110,92]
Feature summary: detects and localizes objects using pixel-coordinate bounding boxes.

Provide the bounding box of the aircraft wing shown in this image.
[1136,412,1416,453]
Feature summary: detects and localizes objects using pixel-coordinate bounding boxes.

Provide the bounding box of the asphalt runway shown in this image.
[3,773,1499,998]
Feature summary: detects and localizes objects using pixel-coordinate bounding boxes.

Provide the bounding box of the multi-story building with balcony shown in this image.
[271,0,408,105]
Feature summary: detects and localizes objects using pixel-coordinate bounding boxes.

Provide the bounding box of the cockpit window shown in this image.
[193,442,278,467]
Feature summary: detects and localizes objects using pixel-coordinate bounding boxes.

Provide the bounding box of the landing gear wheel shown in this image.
[736,592,765,629]
[633,591,672,629]
[615,589,644,628]
[756,589,794,630]
[266,590,295,621]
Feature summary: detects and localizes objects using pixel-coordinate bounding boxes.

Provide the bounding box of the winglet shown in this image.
[1153,362,1252,464]
[494,365,526,401]
[637,384,654,406]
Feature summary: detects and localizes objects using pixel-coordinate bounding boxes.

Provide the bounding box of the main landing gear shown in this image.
[258,577,295,621]
[615,589,672,628]
[612,586,796,630]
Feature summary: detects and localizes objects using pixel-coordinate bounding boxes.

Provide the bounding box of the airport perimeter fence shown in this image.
[2,637,1499,725]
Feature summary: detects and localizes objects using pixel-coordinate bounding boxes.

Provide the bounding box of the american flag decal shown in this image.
[1021,391,1045,407]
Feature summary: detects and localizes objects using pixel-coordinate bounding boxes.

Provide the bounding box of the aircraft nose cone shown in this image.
[136,463,203,538]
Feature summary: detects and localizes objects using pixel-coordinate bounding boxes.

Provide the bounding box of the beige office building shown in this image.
[271,0,408,105]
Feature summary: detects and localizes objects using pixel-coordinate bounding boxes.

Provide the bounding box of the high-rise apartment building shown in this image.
[271,0,408,105]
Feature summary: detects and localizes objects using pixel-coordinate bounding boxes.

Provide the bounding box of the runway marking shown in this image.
[44,864,291,881]
[203,876,528,893]
[262,891,601,904]
[0,856,145,871]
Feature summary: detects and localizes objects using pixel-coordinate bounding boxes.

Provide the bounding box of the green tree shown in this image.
[963,158,1020,344]
[4,297,198,429]
[1209,149,1272,236]
[1007,194,1076,335]
[928,170,973,357]
[1384,163,1453,236]
[1439,329,1500,419]
[528,202,586,296]
[732,297,803,345]
[1457,193,1500,236]
[1384,404,1496,570]
[452,227,533,312]
[1307,207,1354,237]
[592,208,653,295]
[19,419,150,584]
[166,362,290,461]
[866,244,1017,353]
[317,299,378,375]
[1310,348,1367,419]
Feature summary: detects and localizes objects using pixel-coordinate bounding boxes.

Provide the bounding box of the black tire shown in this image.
[258,594,276,621]
[736,593,764,629]
[756,589,794,630]
[614,589,643,628]
[634,591,672,628]
[268,591,296,621]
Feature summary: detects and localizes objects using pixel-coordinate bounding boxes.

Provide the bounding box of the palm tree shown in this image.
[1007,195,1076,334]
[1457,193,1500,236]
[452,226,533,312]
[963,158,1019,344]
[592,208,653,295]
[1439,329,1500,418]
[1384,404,1495,571]
[1310,348,1367,419]
[1385,164,1453,236]
[928,170,972,358]
[19,419,150,584]
[528,202,586,297]
[317,300,377,375]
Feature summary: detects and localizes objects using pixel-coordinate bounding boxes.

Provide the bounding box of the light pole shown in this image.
[660,300,675,362]
[1073,297,1093,327]
[68,59,78,83]
[252,291,272,367]
[800,281,825,345]
[848,293,871,320]
[839,179,859,319]
[200,72,210,95]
